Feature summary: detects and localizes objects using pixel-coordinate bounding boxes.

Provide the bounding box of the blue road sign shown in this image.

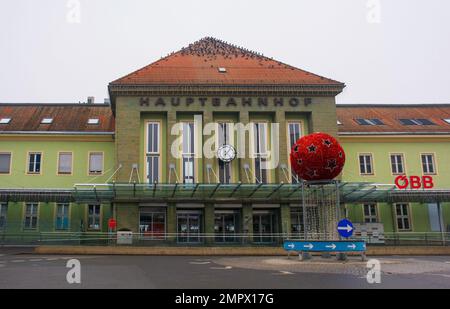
[283,240,366,252]
[337,219,354,238]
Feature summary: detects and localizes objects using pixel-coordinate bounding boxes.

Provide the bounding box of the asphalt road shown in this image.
[0,248,450,289]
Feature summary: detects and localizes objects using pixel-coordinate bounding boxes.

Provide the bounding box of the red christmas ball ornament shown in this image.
[290,132,345,181]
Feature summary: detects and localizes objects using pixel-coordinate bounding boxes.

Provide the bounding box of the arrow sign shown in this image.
[303,243,314,250]
[337,219,354,238]
[283,240,366,252]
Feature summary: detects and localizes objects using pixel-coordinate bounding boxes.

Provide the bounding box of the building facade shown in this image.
[0,38,449,245]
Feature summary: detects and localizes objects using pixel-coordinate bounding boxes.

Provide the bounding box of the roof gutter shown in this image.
[0,131,115,135]
[339,132,450,136]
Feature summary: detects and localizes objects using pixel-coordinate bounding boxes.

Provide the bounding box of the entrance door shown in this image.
[177,212,202,243]
[214,211,239,243]
[253,211,275,243]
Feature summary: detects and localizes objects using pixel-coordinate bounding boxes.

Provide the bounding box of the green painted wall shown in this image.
[0,138,115,188]
[341,138,450,233]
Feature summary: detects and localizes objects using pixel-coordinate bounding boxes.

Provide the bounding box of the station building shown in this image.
[0,38,449,245]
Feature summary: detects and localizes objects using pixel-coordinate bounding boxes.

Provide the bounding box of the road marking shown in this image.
[273,271,294,275]
[29,259,43,262]
[11,260,25,263]
[46,258,58,261]
[210,266,233,270]
[189,261,211,265]
[428,273,450,278]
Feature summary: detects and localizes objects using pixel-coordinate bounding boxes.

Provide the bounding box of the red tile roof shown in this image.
[337,104,450,135]
[0,104,115,133]
[110,37,343,86]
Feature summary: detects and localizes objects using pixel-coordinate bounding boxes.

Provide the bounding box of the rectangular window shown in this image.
[55,203,70,230]
[182,122,195,184]
[0,153,11,174]
[139,209,166,239]
[395,203,411,231]
[359,154,373,175]
[421,154,436,175]
[254,123,268,184]
[218,122,232,184]
[288,123,302,183]
[89,152,103,175]
[28,152,42,174]
[0,203,7,230]
[146,122,160,184]
[88,204,101,230]
[390,154,405,175]
[24,203,38,230]
[363,203,378,223]
[58,152,72,175]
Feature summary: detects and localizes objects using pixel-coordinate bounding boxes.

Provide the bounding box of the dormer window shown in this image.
[41,118,53,124]
[355,118,384,126]
[0,118,11,124]
[218,67,227,73]
[87,118,99,125]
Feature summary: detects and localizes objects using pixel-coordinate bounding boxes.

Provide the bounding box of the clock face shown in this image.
[217,144,236,163]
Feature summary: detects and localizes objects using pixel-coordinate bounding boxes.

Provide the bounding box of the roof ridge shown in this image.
[109,37,344,86]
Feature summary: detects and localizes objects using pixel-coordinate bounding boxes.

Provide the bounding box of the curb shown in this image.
[34,245,450,256]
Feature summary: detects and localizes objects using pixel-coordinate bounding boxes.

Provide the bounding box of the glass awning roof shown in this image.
[1,182,449,203]
[71,182,450,203]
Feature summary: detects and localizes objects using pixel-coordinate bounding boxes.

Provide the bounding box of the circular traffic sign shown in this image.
[337,219,354,238]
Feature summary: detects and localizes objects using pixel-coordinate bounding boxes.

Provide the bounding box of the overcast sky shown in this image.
[0,0,449,104]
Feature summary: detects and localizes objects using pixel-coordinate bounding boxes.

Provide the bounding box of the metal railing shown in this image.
[1,231,449,247]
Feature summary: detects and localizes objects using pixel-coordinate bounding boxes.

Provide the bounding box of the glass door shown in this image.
[253,211,275,243]
[214,211,239,243]
[177,212,202,243]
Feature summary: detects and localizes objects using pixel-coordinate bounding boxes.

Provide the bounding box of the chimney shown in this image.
[87,96,95,104]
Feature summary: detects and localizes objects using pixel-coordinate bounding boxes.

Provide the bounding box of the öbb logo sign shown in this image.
[394,175,434,190]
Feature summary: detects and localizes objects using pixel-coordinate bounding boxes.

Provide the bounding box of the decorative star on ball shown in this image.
[290,132,346,181]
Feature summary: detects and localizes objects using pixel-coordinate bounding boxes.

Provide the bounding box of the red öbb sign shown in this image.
[395,175,434,190]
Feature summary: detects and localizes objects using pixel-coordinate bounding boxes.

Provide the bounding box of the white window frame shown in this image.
[58,152,73,175]
[363,203,378,223]
[359,154,374,175]
[217,122,232,184]
[421,153,436,175]
[88,152,103,175]
[395,203,411,231]
[182,122,195,184]
[24,203,38,230]
[0,152,11,174]
[55,203,70,230]
[288,122,302,183]
[27,152,42,174]
[88,204,101,230]
[146,122,161,184]
[253,122,268,184]
[390,154,405,175]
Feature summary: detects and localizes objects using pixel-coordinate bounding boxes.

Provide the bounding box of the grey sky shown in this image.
[0,0,449,104]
